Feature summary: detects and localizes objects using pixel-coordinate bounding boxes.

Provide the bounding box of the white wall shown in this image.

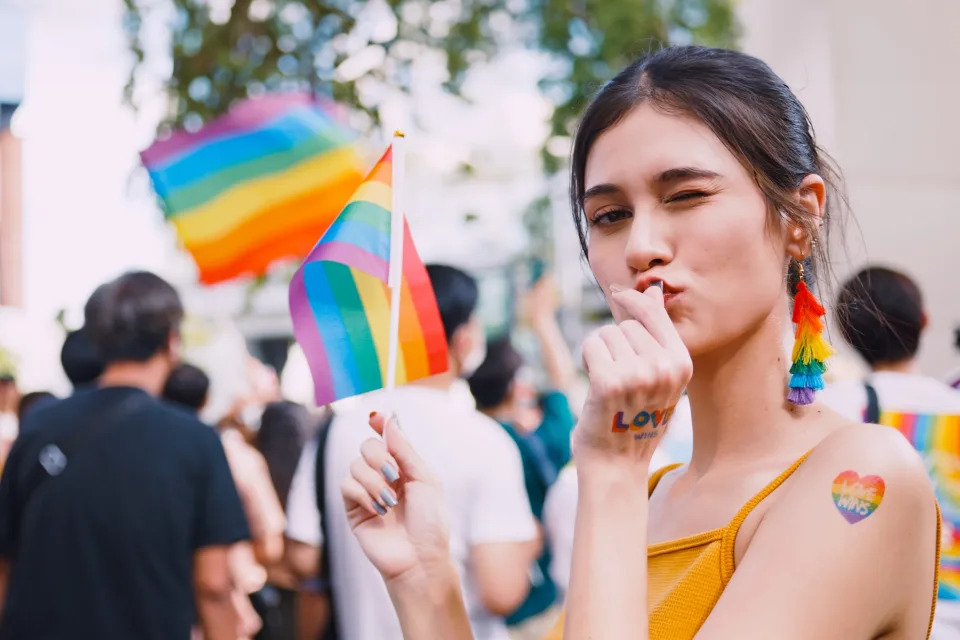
[739,0,960,379]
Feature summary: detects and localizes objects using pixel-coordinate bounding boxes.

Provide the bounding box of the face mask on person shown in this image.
[454,319,487,378]
[459,339,487,379]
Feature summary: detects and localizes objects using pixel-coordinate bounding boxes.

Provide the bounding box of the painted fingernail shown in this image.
[373,501,388,516]
[381,462,400,483]
[369,411,377,419]
[651,280,663,290]
[380,488,398,507]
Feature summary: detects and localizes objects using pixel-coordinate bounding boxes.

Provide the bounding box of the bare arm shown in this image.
[385,561,474,640]
[285,538,320,580]
[194,546,239,640]
[565,461,650,639]
[527,276,577,394]
[470,537,542,616]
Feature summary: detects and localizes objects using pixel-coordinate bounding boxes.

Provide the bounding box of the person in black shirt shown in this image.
[0,271,250,640]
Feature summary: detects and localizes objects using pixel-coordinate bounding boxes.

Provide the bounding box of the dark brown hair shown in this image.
[570,46,848,293]
[836,267,924,366]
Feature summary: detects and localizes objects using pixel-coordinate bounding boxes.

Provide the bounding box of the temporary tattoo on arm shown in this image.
[831,470,885,524]
[610,406,676,440]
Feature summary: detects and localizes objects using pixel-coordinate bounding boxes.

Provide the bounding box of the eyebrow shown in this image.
[582,167,722,204]
[653,167,722,184]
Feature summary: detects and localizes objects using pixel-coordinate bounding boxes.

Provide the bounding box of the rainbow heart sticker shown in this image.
[832,470,885,524]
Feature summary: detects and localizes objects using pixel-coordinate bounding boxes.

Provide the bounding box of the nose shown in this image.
[624,213,672,273]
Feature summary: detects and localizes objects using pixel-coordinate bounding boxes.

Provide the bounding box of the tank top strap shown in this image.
[648,463,684,497]
[718,450,813,581]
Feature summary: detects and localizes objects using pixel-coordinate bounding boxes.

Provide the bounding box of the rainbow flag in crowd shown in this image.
[874,410,960,600]
[141,94,366,284]
[288,145,448,406]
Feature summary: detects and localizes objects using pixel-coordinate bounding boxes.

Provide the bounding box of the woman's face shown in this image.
[584,103,792,357]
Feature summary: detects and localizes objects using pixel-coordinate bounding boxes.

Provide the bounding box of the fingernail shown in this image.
[391,412,403,431]
[369,411,377,419]
[381,462,400,483]
[609,283,623,294]
[651,280,663,290]
[380,488,398,508]
[373,501,388,516]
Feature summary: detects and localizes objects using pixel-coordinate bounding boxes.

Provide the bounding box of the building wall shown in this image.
[739,0,960,379]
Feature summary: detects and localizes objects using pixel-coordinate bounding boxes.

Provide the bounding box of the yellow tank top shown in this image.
[544,453,941,640]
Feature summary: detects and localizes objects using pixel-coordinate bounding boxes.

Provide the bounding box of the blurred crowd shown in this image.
[0,260,957,640]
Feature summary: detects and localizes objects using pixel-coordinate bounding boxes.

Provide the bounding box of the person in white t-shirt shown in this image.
[819,266,960,640]
[285,265,540,640]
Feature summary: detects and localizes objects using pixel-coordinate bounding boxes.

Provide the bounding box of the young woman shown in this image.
[340,46,941,640]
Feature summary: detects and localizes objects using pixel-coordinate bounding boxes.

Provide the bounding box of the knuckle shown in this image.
[360,437,384,459]
[349,457,369,477]
[597,325,621,341]
[594,375,623,400]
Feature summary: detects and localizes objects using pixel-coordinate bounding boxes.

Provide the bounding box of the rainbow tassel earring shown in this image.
[788,259,832,405]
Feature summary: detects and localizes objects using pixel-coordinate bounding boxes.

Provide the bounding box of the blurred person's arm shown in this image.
[193,546,239,640]
[194,430,253,639]
[284,439,331,640]
[471,537,542,616]
[467,425,542,617]
[526,275,577,395]
[220,430,286,567]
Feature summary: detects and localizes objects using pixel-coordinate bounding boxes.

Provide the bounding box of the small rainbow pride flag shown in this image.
[288,144,448,406]
[141,93,366,284]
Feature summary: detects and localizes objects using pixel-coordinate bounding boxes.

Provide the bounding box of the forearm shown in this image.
[565,462,650,640]
[196,592,239,640]
[532,316,576,393]
[386,561,474,640]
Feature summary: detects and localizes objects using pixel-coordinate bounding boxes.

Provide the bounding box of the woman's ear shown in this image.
[786,174,826,260]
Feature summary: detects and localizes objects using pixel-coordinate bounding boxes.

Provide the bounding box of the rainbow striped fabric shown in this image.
[141,93,366,284]
[875,410,960,599]
[288,146,448,406]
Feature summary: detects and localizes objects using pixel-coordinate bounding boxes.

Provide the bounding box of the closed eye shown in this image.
[666,190,711,204]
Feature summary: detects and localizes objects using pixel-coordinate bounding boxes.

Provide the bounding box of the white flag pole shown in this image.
[384,131,406,447]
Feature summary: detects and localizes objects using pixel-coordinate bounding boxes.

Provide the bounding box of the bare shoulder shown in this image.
[799,419,932,501]
[702,418,939,638]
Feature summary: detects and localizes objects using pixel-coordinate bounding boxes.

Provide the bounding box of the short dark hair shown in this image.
[570,46,848,294]
[468,336,524,410]
[18,391,57,422]
[162,363,210,413]
[84,271,184,364]
[60,328,105,387]
[836,267,924,366]
[426,264,479,341]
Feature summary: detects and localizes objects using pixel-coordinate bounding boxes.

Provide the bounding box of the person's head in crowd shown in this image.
[60,327,106,388]
[161,363,210,415]
[84,271,184,394]
[468,336,541,432]
[426,264,486,377]
[836,266,926,371]
[17,391,57,422]
[256,401,321,507]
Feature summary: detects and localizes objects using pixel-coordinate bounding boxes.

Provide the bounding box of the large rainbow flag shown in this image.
[141,93,366,284]
[873,410,960,600]
[288,145,448,406]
